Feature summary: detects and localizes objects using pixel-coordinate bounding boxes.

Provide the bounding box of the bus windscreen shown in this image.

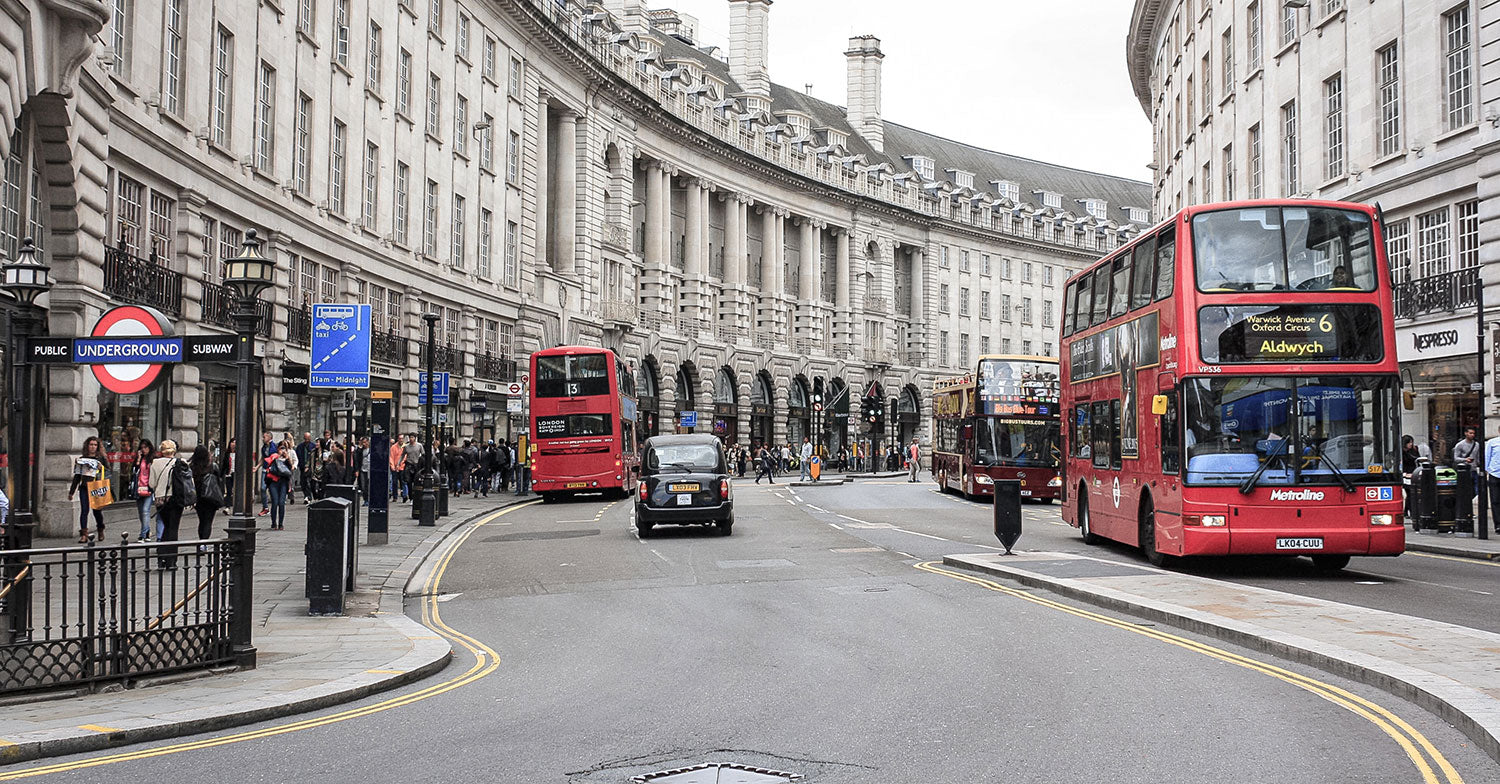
[535,353,610,397]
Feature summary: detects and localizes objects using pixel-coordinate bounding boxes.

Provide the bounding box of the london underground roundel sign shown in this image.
[90,305,175,394]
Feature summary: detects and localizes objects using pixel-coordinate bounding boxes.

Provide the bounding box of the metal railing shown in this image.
[1393,268,1480,321]
[475,353,516,380]
[287,306,313,347]
[432,343,465,374]
[676,316,700,339]
[104,246,183,317]
[201,282,273,337]
[1,538,240,695]
[373,331,411,367]
[640,312,670,334]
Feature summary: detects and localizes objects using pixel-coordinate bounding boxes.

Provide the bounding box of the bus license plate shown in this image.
[1276,537,1324,550]
[566,482,587,489]
[676,494,692,506]
[669,483,700,493]
[1020,490,1032,496]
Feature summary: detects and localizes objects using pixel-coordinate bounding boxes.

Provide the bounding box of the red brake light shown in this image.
[639,481,648,501]
[719,478,731,500]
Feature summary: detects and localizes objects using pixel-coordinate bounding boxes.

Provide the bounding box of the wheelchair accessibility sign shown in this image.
[1365,487,1395,501]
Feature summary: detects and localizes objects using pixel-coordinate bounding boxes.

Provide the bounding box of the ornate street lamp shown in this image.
[223,229,275,667]
[2,238,51,640]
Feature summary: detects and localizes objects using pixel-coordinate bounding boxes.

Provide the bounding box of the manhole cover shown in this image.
[483,529,600,542]
[631,762,802,783]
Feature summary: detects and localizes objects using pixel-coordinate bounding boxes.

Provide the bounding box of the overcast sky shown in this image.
[658,0,1153,183]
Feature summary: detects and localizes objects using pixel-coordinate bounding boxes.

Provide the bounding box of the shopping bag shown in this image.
[86,478,114,510]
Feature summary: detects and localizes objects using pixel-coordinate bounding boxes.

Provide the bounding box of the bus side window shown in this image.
[1130,237,1157,310]
[1091,400,1110,468]
[1154,230,1177,301]
[1160,388,1181,474]
[1062,281,1077,336]
[1075,405,1091,459]
[1109,256,1131,319]
[1109,399,1122,470]
[1075,274,1093,332]
[1089,268,1110,327]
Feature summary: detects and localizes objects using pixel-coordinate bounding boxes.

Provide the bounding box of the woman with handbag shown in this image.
[148,440,184,570]
[132,441,156,542]
[67,436,108,543]
[190,445,225,542]
[263,444,293,530]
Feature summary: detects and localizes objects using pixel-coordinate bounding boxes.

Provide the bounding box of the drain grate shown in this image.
[630,762,802,783]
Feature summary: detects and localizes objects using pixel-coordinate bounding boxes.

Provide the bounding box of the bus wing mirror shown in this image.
[1151,395,1169,415]
[1402,390,1414,411]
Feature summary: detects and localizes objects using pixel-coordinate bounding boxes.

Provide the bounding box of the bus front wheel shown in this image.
[1140,496,1168,568]
[1079,486,1100,545]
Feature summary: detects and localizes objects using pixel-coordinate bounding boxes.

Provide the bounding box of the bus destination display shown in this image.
[978,360,1059,417]
[1199,304,1384,364]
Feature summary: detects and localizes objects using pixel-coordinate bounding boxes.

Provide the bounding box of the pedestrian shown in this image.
[737,445,748,478]
[220,437,237,510]
[132,440,157,541]
[1455,426,1480,500]
[149,439,185,569]
[756,444,775,484]
[67,436,108,543]
[496,438,512,492]
[358,437,372,505]
[322,446,354,488]
[389,435,407,502]
[282,437,300,504]
[296,432,316,504]
[190,445,224,541]
[799,437,813,482]
[263,443,293,530]
[907,438,921,482]
[257,430,276,515]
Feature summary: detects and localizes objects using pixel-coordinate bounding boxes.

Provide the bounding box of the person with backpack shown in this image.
[263,443,294,531]
[190,445,225,542]
[67,436,108,543]
[495,438,512,492]
[149,440,193,570]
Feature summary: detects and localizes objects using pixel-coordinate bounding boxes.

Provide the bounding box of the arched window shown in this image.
[789,378,808,409]
[675,366,696,411]
[715,368,737,404]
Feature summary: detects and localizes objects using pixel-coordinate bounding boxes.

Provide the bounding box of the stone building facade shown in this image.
[1127,0,1500,460]
[3,0,1149,534]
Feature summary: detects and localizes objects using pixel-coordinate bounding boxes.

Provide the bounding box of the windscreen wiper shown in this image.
[1238,441,1288,495]
[1313,451,1356,493]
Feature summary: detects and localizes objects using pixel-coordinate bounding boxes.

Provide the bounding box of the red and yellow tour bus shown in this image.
[1060,199,1403,570]
[931,355,1063,502]
[527,345,640,500]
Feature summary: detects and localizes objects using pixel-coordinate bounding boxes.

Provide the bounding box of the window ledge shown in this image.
[453,150,470,163]
[1199,113,1212,129]
[482,73,499,89]
[157,109,191,134]
[426,131,444,147]
[332,61,354,82]
[1313,8,1345,34]
[1218,91,1235,110]
[296,29,319,49]
[1273,40,1298,61]
[479,164,497,177]
[1434,123,1478,147]
[365,86,385,104]
[428,29,446,47]
[456,53,471,69]
[506,179,521,191]
[1243,66,1263,86]
[398,1,416,20]
[1317,174,1349,191]
[1370,150,1407,171]
[395,110,414,126]
[508,92,522,106]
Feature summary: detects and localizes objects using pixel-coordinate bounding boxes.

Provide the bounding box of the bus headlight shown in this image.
[1185,514,1227,527]
[975,474,994,485]
[1370,514,1395,526]
[1048,477,1063,487]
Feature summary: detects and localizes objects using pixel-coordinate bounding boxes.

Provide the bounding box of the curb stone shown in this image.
[0,497,531,767]
[943,553,1500,766]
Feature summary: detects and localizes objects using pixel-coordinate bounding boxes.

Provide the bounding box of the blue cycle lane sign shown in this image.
[418,372,451,405]
[310,303,372,388]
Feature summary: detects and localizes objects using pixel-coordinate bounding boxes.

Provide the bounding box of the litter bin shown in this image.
[306,497,352,614]
[1433,466,1459,533]
[1410,462,1437,531]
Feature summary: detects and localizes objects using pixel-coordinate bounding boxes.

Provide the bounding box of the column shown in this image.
[554,111,578,273]
[908,247,926,362]
[643,161,664,314]
[724,194,745,335]
[684,176,705,320]
[799,219,819,304]
[835,229,851,345]
[535,98,550,271]
[757,204,778,333]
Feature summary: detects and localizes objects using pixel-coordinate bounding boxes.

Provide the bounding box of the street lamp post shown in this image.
[223,230,276,668]
[3,238,52,640]
[418,312,438,526]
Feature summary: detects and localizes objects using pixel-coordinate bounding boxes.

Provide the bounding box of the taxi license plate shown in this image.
[1276,537,1324,550]
[566,482,587,489]
[669,483,700,493]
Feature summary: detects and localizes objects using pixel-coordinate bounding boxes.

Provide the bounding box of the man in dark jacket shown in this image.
[295,432,316,504]
[495,439,512,492]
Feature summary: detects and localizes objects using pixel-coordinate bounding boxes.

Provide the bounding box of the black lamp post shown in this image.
[223,229,275,667]
[418,312,439,526]
[3,238,51,639]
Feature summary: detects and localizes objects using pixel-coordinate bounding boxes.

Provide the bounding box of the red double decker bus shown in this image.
[1060,199,1404,570]
[528,346,640,500]
[931,355,1063,502]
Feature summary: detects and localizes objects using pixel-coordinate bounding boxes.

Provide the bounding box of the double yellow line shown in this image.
[915,561,1464,784]
[0,502,537,781]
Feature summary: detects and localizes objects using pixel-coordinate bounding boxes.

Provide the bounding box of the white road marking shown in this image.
[827,522,844,530]
[835,513,867,524]
[785,498,798,506]
[896,551,916,558]
[806,504,826,513]
[893,528,948,541]
[649,549,673,564]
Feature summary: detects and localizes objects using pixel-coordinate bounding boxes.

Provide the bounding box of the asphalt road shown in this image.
[11,482,1500,783]
[844,478,1500,635]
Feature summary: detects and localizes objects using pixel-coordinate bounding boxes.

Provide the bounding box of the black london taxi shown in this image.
[635,434,734,537]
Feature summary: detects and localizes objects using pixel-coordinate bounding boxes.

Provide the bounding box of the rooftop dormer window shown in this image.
[1036,190,1063,210]
[992,180,1021,203]
[1081,198,1108,220]
[823,128,848,149]
[1126,206,1150,224]
[946,169,974,189]
[905,155,936,181]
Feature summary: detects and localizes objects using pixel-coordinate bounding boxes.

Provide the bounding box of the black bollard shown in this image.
[306,497,352,615]
[418,489,437,527]
[993,479,1023,554]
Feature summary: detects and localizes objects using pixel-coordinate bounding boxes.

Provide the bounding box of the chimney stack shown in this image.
[728,0,772,100]
[845,35,884,151]
[602,0,646,32]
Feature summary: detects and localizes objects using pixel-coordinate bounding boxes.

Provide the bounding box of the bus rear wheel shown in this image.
[1311,554,1351,572]
[1079,486,1100,545]
[1140,496,1168,568]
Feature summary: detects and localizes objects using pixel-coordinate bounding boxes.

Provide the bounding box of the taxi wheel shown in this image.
[717,516,734,536]
[637,521,653,538]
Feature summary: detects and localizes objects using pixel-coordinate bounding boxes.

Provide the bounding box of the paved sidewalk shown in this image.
[1406,527,1500,560]
[945,550,1500,765]
[0,490,532,764]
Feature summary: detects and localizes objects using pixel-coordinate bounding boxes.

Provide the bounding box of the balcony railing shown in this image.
[287,306,313,347]
[640,312,671,334]
[200,281,273,338]
[475,353,516,380]
[373,330,410,367]
[676,316,701,339]
[602,299,637,324]
[431,343,465,374]
[104,246,183,317]
[1394,268,1480,321]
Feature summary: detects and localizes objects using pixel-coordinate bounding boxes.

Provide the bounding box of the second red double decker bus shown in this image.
[1060,199,1404,569]
[931,355,1063,501]
[527,345,640,500]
